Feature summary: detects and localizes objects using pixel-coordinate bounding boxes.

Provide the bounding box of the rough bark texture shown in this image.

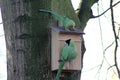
[78,0,99,30]
[0,0,83,80]
[0,0,52,80]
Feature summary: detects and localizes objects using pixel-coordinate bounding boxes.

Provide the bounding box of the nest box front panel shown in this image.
[51,28,82,71]
[58,34,81,71]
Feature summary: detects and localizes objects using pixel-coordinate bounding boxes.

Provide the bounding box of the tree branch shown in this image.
[95,3,117,79]
[107,65,115,71]
[93,1,120,18]
[0,22,3,24]
[110,0,120,78]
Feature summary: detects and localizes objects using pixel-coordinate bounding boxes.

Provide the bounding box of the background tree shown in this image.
[80,0,120,80]
[0,0,103,80]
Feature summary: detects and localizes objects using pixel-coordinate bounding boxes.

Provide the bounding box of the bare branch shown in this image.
[82,65,101,72]
[0,22,3,24]
[110,0,120,78]
[95,3,117,79]
[104,41,114,53]
[107,64,115,71]
[93,1,120,18]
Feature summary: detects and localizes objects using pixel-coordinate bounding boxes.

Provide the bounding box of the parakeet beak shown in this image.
[65,39,71,45]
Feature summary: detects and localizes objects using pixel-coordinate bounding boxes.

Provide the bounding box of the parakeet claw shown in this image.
[65,26,76,31]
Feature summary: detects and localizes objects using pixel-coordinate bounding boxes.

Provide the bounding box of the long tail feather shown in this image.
[56,61,65,80]
[39,9,64,23]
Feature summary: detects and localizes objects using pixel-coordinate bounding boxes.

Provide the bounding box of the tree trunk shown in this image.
[0,0,83,80]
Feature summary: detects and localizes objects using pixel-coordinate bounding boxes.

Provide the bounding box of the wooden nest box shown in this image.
[51,26,84,72]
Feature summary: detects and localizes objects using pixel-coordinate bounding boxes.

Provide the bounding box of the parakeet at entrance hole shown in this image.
[56,39,77,80]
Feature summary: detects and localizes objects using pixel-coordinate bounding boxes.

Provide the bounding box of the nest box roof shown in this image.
[51,26,85,35]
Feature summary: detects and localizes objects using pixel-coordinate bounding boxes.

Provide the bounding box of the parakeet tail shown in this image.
[55,61,65,80]
[39,9,53,14]
[39,9,64,23]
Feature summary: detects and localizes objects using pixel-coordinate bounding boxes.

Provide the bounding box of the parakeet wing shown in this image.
[60,45,69,61]
[67,47,77,61]
[61,45,77,61]
[67,39,77,61]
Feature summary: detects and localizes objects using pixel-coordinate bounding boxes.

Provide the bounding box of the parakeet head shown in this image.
[69,39,76,48]
[65,19,76,28]
[63,17,76,28]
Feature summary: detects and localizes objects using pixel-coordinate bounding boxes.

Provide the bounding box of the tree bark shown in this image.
[0,0,83,80]
[78,0,99,30]
[0,0,52,80]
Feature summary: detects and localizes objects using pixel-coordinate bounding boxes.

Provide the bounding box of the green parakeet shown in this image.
[56,39,77,80]
[39,9,76,31]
